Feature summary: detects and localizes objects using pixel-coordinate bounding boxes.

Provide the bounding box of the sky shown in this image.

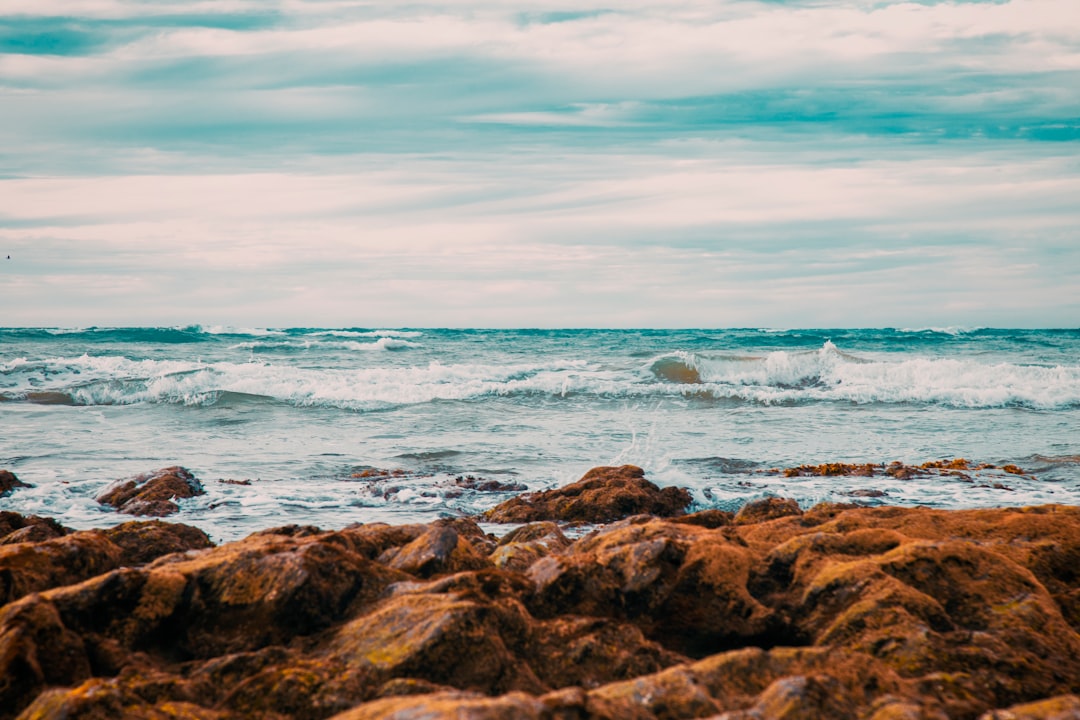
[1,0,1078,328]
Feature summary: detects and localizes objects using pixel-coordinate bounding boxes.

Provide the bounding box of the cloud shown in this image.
[1,0,1078,326]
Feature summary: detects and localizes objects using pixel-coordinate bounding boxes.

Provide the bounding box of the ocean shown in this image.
[2,327,1078,542]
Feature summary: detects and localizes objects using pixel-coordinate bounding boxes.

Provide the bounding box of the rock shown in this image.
[482,466,692,524]
[330,592,542,695]
[672,509,733,528]
[139,532,403,658]
[96,467,205,517]
[981,694,1080,719]
[378,525,491,578]
[0,512,68,544]
[0,531,123,605]
[490,522,570,572]
[327,691,547,720]
[104,520,214,566]
[3,502,1080,720]
[734,497,803,525]
[0,470,31,497]
[0,595,92,717]
[527,518,782,657]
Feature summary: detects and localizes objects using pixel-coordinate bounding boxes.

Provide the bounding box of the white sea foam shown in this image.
[306,330,424,338]
[228,337,420,351]
[5,341,1080,411]
[196,325,286,336]
[650,341,1080,409]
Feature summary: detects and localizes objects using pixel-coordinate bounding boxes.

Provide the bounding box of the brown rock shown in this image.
[141,532,402,658]
[328,691,546,720]
[981,694,1080,719]
[379,525,490,578]
[3,503,1080,720]
[103,520,213,566]
[734,497,803,525]
[96,467,205,517]
[482,465,692,524]
[0,470,31,497]
[0,595,92,717]
[672,509,733,528]
[330,592,542,695]
[0,512,67,544]
[527,518,782,657]
[0,531,122,605]
[490,522,570,572]
[13,669,220,720]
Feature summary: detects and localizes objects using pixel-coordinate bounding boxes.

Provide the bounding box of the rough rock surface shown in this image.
[0,511,67,544]
[96,466,206,516]
[3,470,1080,720]
[482,465,692,523]
[0,470,32,497]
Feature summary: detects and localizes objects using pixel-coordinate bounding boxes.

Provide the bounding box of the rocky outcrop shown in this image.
[96,466,205,516]
[482,465,692,523]
[0,511,67,544]
[3,476,1080,720]
[0,470,31,497]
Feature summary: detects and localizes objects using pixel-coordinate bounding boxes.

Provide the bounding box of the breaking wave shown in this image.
[647,341,1080,409]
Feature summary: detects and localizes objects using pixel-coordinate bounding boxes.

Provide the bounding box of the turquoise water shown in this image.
[2,327,1079,541]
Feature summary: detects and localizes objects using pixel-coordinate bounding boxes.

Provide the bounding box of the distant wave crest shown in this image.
[3,342,1079,410]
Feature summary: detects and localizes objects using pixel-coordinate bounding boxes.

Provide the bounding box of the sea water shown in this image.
[1,327,1078,542]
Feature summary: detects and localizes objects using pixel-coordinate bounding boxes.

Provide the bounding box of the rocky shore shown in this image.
[2,464,1080,719]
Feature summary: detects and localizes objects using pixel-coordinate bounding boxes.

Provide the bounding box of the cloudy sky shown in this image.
[1,0,1078,327]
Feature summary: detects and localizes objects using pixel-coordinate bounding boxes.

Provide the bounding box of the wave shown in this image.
[229,337,420,352]
[646,341,1080,409]
[304,330,423,339]
[4,342,1079,411]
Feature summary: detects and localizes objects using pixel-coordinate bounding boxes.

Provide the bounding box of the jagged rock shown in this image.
[96,467,205,517]
[3,498,1080,720]
[0,511,67,544]
[327,691,547,720]
[104,521,213,566]
[490,522,570,572]
[0,470,31,497]
[980,694,1080,719]
[379,525,490,578]
[0,521,212,607]
[0,595,92,716]
[734,496,803,525]
[527,517,782,657]
[0,531,123,605]
[330,592,543,694]
[482,465,692,523]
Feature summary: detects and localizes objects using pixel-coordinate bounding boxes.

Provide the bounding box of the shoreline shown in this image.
[2,465,1080,719]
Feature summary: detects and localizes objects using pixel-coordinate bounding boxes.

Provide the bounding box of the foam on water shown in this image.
[2,328,1079,541]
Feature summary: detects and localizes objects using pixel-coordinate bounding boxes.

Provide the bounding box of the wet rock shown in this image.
[3,502,1080,720]
[527,518,781,657]
[981,694,1080,719]
[330,592,542,694]
[529,615,687,689]
[143,533,402,658]
[96,467,205,517]
[0,512,68,544]
[104,520,213,566]
[490,522,570,572]
[0,531,123,605]
[482,465,692,524]
[0,595,92,717]
[379,525,491,578]
[13,669,218,720]
[0,470,31,497]
[328,691,547,720]
[672,509,733,528]
[734,497,803,525]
